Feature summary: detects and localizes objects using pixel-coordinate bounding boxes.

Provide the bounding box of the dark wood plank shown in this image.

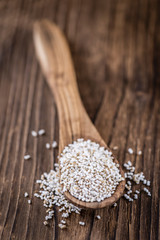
[0,0,159,239]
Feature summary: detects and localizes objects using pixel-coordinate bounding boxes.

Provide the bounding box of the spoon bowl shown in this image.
[33,19,125,209]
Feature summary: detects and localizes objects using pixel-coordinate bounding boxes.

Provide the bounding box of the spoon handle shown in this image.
[33,20,87,151]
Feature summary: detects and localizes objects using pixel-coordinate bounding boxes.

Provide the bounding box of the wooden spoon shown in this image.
[33,19,125,209]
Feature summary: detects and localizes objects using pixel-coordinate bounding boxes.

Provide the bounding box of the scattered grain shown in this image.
[34,142,151,227]
[24,155,31,160]
[113,146,118,150]
[138,150,142,155]
[58,223,67,229]
[38,129,45,136]
[24,192,29,198]
[46,143,51,149]
[79,221,85,226]
[147,181,150,186]
[52,141,57,148]
[43,221,48,226]
[35,166,81,226]
[128,148,133,154]
[31,130,37,137]
[133,194,138,199]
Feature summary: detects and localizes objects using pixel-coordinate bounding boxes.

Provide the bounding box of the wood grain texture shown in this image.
[0,0,159,239]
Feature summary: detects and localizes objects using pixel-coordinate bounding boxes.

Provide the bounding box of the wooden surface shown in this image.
[0,0,159,239]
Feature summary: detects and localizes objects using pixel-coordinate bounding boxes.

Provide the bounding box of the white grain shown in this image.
[31,130,37,137]
[128,148,133,154]
[79,221,85,226]
[46,143,51,149]
[58,223,67,229]
[138,150,142,155]
[43,221,48,226]
[38,129,45,136]
[52,141,57,148]
[113,146,118,150]
[24,192,29,197]
[60,139,122,202]
[24,155,31,160]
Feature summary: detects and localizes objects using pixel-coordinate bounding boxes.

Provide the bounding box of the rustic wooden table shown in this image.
[0,0,159,239]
